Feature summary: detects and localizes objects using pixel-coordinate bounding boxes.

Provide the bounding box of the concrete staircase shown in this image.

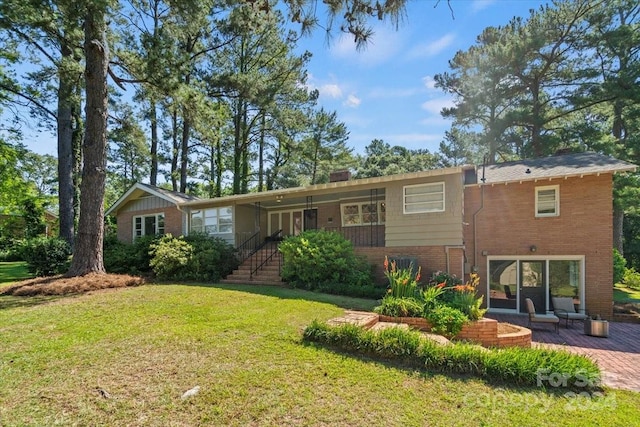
[221,247,284,286]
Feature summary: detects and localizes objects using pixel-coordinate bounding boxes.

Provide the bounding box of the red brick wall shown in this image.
[464,174,614,318]
[355,246,465,286]
[116,206,183,243]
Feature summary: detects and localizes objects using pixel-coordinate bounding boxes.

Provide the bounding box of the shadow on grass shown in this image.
[157,281,380,312]
[0,294,68,310]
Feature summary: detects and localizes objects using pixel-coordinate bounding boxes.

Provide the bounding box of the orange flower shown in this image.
[436,282,446,289]
[383,256,389,272]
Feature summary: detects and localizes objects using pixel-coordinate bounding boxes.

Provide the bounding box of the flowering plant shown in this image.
[384,256,422,299]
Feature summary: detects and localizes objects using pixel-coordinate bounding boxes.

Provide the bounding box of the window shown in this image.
[536,185,559,217]
[190,207,233,235]
[340,202,385,227]
[403,182,445,214]
[133,213,165,240]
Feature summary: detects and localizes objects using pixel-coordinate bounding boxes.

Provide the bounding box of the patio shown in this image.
[486,313,640,392]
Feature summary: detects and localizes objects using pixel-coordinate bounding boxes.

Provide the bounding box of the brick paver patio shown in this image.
[486,313,640,392]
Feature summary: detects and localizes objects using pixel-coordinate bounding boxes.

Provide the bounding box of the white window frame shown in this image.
[403,182,445,214]
[535,185,559,217]
[190,207,233,235]
[132,213,165,240]
[340,201,386,227]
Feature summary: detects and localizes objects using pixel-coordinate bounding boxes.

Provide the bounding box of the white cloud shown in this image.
[344,94,361,108]
[422,76,437,90]
[330,27,403,66]
[406,33,456,59]
[321,83,343,99]
[421,97,455,115]
[471,0,497,13]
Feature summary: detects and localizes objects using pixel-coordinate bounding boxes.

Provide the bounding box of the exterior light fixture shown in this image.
[530,245,537,253]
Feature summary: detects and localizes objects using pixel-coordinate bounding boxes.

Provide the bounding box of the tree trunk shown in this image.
[150,98,158,186]
[67,5,108,276]
[57,51,75,248]
[171,108,179,191]
[613,204,624,255]
[180,105,190,193]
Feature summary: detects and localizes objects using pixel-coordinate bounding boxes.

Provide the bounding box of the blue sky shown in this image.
[298,0,547,155]
[17,0,546,157]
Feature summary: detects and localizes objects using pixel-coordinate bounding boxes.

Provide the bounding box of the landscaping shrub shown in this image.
[0,236,23,262]
[150,234,194,279]
[21,237,71,276]
[279,230,379,297]
[423,304,469,338]
[613,249,626,285]
[104,234,157,275]
[303,321,601,389]
[623,268,640,291]
[447,274,487,321]
[183,233,238,282]
[374,295,424,317]
[148,234,239,281]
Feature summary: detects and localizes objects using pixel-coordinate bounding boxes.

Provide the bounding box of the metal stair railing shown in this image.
[250,229,283,280]
[236,231,262,265]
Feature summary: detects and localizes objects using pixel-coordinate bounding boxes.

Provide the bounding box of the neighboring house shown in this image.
[0,209,59,238]
[107,152,636,319]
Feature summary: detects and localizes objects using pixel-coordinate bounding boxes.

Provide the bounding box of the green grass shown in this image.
[0,283,638,426]
[0,261,32,284]
[614,283,640,303]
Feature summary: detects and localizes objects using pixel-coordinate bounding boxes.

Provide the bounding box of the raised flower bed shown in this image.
[376,315,531,348]
[372,259,531,347]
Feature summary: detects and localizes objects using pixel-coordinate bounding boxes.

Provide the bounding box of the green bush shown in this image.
[183,233,238,282]
[279,230,376,296]
[623,268,640,291]
[303,321,601,389]
[104,234,158,275]
[0,236,24,262]
[613,249,626,285]
[147,234,239,281]
[21,237,71,276]
[150,234,193,279]
[314,281,385,299]
[374,295,424,317]
[424,304,469,338]
[449,291,487,321]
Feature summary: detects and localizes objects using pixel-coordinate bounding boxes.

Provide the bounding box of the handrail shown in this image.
[250,230,283,279]
[236,231,261,264]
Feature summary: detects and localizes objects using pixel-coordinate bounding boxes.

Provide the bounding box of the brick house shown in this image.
[107,152,636,319]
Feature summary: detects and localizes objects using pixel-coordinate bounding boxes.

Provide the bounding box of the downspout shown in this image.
[472,160,487,272]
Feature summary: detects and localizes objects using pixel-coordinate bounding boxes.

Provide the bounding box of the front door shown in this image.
[519,260,546,314]
[269,210,304,237]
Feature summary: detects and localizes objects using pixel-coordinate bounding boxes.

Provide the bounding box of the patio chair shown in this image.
[525,298,559,333]
[551,297,589,328]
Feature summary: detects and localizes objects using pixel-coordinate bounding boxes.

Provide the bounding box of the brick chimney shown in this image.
[329,170,351,182]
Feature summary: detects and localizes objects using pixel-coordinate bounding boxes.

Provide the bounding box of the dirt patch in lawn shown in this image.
[0,273,146,296]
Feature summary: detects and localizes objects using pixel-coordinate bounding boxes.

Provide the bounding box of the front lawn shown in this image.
[614,283,640,303]
[1,283,638,425]
[0,261,32,284]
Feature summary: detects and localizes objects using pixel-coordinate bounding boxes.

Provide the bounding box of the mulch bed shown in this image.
[0,273,146,296]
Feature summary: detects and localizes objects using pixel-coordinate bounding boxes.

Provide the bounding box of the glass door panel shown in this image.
[488,260,518,310]
[520,261,545,313]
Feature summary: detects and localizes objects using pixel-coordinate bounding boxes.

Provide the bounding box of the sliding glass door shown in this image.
[487,257,584,313]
